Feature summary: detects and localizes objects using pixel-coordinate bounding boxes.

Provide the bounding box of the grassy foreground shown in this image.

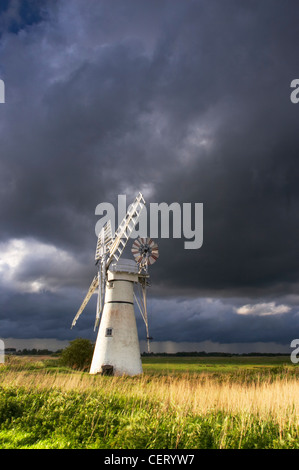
[0,355,298,449]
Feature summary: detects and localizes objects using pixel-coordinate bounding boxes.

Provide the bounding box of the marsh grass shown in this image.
[0,356,298,449]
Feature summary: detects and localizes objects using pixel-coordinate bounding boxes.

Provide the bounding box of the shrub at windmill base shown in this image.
[60,338,94,370]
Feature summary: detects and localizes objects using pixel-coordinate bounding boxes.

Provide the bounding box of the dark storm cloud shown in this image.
[1,0,299,347]
[143,0,299,299]
[145,298,298,345]
[0,0,48,36]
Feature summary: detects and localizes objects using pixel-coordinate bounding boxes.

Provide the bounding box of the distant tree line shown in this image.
[5,348,61,356]
[141,351,290,357]
[5,346,289,358]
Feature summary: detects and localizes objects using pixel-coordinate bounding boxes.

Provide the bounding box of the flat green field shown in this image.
[142,355,292,374]
[0,355,298,449]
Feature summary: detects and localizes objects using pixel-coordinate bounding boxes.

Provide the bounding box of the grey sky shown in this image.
[1,0,299,352]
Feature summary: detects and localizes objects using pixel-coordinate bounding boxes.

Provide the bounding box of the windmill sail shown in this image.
[71,192,146,331]
[93,259,107,330]
[95,220,113,262]
[107,192,145,266]
[71,275,99,328]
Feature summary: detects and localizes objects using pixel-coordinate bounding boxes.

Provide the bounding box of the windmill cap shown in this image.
[109,258,139,274]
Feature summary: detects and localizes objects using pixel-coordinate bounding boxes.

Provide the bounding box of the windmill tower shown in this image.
[71,192,158,376]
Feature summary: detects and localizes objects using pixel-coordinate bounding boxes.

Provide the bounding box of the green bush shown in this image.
[59,338,94,371]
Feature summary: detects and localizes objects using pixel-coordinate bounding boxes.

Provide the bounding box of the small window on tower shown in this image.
[105,328,113,337]
[107,282,114,289]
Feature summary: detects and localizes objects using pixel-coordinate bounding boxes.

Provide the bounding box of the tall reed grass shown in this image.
[0,357,298,449]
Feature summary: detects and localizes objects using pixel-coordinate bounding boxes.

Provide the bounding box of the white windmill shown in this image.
[71,192,159,376]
